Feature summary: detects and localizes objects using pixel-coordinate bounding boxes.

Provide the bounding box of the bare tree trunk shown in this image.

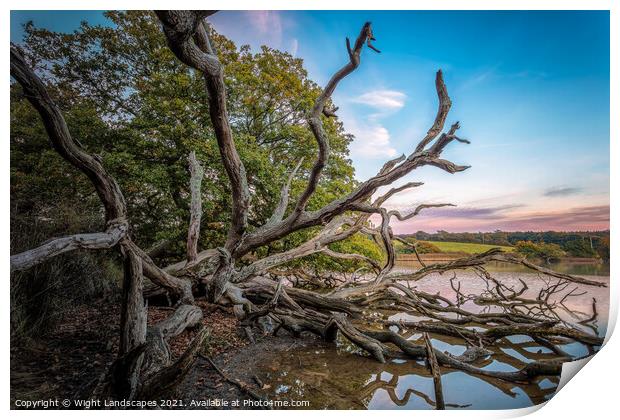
[116,248,147,399]
[186,151,204,263]
[11,45,205,400]
[10,219,128,272]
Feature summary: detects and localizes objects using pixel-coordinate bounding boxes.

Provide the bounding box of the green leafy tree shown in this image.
[11,11,362,267]
[396,240,441,254]
[562,238,598,258]
[594,237,610,262]
[514,240,566,263]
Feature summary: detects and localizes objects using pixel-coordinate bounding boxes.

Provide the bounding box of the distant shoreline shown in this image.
[396,253,603,264]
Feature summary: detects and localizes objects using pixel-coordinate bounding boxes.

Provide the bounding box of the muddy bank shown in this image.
[178,333,320,409]
[10,297,310,409]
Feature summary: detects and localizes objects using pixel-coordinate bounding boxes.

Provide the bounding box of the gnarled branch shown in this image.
[157,11,250,250]
[11,218,128,272]
[293,22,378,216]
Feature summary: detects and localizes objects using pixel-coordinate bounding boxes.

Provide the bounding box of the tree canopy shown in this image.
[11,11,377,270]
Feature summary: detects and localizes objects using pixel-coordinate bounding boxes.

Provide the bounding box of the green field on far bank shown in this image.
[423,241,514,254]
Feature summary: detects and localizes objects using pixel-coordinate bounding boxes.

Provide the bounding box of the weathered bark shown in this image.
[11,46,195,302]
[319,248,382,272]
[158,14,470,265]
[126,241,195,303]
[230,70,470,259]
[413,69,452,154]
[385,320,602,347]
[423,333,445,410]
[330,314,387,363]
[156,10,250,251]
[117,249,147,399]
[10,47,126,221]
[373,208,395,285]
[264,158,304,226]
[10,46,129,272]
[187,151,204,263]
[141,304,204,379]
[10,219,128,272]
[139,327,209,400]
[292,22,376,217]
[145,13,607,397]
[11,44,203,400]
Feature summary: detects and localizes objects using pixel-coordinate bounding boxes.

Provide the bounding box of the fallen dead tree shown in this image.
[10,44,205,400]
[10,10,606,402]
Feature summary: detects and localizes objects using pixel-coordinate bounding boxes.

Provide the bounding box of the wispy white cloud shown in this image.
[211,11,295,53]
[459,68,496,91]
[247,10,283,43]
[543,186,583,197]
[337,89,406,161]
[352,90,406,110]
[344,118,398,158]
[289,38,299,57]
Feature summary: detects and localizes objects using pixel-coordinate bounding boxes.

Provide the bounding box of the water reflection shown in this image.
[252,268,608,409]
[254,336,561,409]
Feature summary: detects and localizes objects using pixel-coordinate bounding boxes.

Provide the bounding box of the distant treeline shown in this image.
[403,230,610,261]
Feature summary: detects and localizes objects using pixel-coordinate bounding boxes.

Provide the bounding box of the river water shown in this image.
[252,262,610,409]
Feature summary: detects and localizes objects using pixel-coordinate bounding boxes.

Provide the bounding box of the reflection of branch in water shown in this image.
[576,298,600,337]
[531,336,572,358]
[270,344,557,407]
[423,333,445,409]
[359,371,469,408]
[496,337,570,362]
[244,248,605,409]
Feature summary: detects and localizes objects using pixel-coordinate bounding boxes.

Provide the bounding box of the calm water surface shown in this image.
[253,263,609,409]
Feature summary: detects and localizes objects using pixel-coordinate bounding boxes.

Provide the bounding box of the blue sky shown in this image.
[11,10,610,233]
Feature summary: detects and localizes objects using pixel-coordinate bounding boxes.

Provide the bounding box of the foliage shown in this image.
[409,230,609,260]
[414,241,442,254]
[594,237,610,262]
[10,11,369,334]
[426,241,513,254]
[11,11,358,264]
[410,230,609,249]
[514,241,566,262]
[411,230,512,246]
[563,238,599,258]
[395,241,441,254]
